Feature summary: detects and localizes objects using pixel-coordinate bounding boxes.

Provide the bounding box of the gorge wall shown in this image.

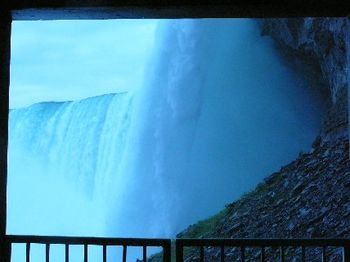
[155,18,349,262]
[260,18,348,142]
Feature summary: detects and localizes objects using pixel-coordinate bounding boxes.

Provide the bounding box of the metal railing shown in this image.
[176,238,350,262]
[2,236,350,261]
[4,235,171,262]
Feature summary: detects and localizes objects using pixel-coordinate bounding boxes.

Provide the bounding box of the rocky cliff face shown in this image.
[260,18,348,142]
[261,18,347,102]
[160,18,349,262]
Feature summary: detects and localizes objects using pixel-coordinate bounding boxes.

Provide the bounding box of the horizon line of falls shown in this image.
[8,19,325,260]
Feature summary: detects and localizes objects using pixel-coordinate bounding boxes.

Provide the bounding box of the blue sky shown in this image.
[10,19,158,109]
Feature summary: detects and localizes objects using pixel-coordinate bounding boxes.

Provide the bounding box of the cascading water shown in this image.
[8,93,134,260]
[8,19,325,260]
[105,19,326,238]
[8,93,132,235]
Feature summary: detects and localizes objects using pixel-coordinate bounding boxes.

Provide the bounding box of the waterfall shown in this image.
[8,19,325,260]
[106,19,326,238]
[8,93,133,236]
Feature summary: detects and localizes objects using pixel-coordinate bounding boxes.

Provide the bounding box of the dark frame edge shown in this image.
[347,17,350,158]
[0,6,11,262]
[0,2,349,262]
[8,1,350,20]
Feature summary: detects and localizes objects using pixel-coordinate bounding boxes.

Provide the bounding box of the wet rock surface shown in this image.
[260,18,347,104]
[178,137,348,261]
[260,18,348,142]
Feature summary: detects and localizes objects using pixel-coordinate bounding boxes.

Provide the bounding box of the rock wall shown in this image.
[260,18,348,143]
[260,18,347,103]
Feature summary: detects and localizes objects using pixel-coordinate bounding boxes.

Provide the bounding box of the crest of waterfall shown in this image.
[8,93,133,237]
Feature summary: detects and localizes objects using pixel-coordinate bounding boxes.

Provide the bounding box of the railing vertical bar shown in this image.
[261,246,265,262]
[200,246,204,262]
[65,244,69,262]
[143,246,147,262]
[175,240,183,262]
[343,244,350,262]
[122,245,127,262]
[26,243,30,262]
[220,246,225,262]
[163,241,171,262]
[280,246,285,262]
[45,244,50,262]
[6,241,12,262]
[84,244,88,262]
[322,246,326,262]
[1,240,12,262]
[102,245,107,262]
[241,246,245,262]
[301,246,305,262]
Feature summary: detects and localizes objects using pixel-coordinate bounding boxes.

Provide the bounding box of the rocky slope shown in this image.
[175,136,349,261]
[148,18,349,262]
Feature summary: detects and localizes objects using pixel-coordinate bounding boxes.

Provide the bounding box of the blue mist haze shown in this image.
[10,20,157,109]
[8,19,325,261]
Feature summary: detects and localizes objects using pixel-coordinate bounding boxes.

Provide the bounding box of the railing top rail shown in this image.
[6,235,350,247]
[6,235,171,247]
[176,238,350,247]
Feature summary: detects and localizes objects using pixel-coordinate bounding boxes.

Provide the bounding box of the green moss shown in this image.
[149,171,287,261]
[179,208,230,239]
[148,209,229,261]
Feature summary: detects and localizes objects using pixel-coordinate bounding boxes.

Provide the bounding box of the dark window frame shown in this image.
[0,2,349,258]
